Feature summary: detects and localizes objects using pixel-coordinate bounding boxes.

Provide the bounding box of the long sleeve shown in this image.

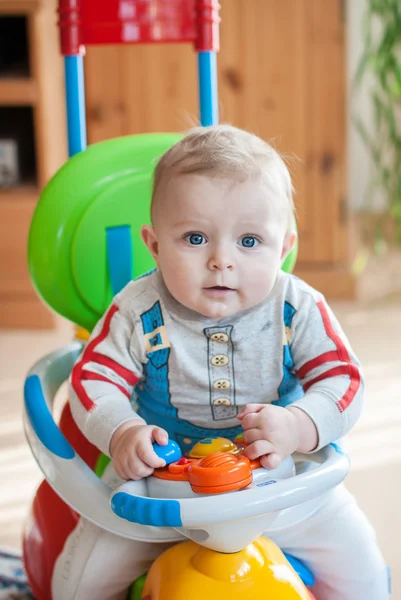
[69,300,145,456]
[289,287,364,450]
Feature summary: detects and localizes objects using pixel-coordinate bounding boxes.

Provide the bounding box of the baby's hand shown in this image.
[110,421,168,480]
[237,404,300,469]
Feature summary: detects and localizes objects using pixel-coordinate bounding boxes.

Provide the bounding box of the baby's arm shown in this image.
[288,288,364,450]
[69,298,167,479]
[239,286,363,467]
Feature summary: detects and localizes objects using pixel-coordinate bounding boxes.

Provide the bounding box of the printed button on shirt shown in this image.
[213,398,231,406]
[213,379,231,390]
[211,354,229,367]
[210,333,229,343]
[204,325,236,421]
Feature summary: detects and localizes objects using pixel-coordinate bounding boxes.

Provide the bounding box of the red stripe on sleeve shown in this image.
[297,300,361,412]
[90,352,139,386]
[303,365,350,391]
[71,304,138,411]
[296,350,340,379]
[337,366,361,412]
[81,371,132,400]
[317,301,349,363]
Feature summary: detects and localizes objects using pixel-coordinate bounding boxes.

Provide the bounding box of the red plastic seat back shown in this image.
[58,0,220,55]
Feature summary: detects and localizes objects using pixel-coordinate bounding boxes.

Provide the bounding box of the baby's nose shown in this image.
[207,253,234,271]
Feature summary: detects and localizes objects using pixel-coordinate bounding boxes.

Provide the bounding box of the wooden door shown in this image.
[85,0,351,297]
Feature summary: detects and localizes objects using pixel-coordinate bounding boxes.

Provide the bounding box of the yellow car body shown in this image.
[142,537,312,600]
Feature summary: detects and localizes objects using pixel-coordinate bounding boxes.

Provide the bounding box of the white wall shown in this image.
[347,0,383,212]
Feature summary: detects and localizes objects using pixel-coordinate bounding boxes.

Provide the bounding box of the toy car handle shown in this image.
[111,443,348,529]
[24,343,349,535]
[23,342,183,543]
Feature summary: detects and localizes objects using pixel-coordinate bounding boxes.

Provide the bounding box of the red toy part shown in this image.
[58,401,100,470]
[195,0,220,52]
[23,401,100,599]
[58,0,220,55]
[23,480,79,600]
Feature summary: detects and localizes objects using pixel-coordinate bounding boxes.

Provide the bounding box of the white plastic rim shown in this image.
[24,343,349,541]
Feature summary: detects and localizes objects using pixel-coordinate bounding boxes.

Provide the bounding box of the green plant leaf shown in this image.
[354,0,401,250]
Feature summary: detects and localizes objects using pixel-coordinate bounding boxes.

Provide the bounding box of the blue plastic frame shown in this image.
[64,55,88,157]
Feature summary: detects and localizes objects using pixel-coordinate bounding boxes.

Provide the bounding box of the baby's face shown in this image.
[142,174,292,320]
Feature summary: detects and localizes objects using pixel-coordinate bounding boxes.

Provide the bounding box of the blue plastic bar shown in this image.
[197,51,219,126]
[64,55,87,157]
[24,375,75,459]
[106,226,133,296]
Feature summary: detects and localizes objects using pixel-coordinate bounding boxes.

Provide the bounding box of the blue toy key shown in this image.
[152,440,182,465]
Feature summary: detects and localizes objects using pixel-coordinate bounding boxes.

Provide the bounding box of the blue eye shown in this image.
[239,236,259,248]
[185,233,206,245]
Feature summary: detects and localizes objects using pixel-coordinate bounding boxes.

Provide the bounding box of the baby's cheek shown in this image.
[244,272,275,301]
[173,256,200,282]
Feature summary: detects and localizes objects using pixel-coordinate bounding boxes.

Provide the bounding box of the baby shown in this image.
[53,125,388,600]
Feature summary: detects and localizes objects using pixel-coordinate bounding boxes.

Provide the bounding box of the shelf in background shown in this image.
[0,183,38,202]
[0,78,37,105]
[0,0,66,329]
[0,1,38,15]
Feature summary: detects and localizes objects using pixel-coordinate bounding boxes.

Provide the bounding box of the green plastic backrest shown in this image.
[28,133,182,331]
[28,132,298,332]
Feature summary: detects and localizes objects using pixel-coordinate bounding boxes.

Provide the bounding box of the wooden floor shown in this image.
[1,300,401,596]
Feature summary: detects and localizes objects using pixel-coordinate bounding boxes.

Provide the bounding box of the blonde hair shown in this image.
[152,124,295,226]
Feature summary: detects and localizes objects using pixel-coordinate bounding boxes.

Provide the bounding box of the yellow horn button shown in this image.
[188,437,240,458]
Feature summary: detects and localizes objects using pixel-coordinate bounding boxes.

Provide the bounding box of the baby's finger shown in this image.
[241,412,261,431]
[244,439,275,461]
[112,458,130,481]
[151,426,169,446]
[237,404,264,419]
[260,452,282,470]
[137,439,166,469]
[243,427,263,445]
[125,453,155,480]
[128,462,154,481]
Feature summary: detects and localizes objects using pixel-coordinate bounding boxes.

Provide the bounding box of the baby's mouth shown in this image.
[204,286,236,293]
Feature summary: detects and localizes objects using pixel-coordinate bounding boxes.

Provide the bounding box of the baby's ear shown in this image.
[141,225,159,263]
[281,230,297,260]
